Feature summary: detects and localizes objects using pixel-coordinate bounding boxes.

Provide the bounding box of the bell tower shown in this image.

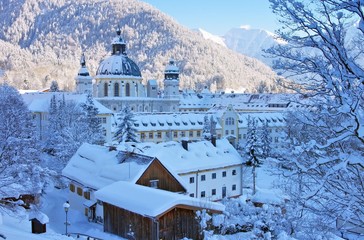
[75,53,93,94]
[163,59,180,99]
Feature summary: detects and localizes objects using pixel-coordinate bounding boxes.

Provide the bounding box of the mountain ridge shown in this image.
[0,0,281,93]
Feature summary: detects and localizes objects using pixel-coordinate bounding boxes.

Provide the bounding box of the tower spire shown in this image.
[112,26,126,55]
[80,52,86,67]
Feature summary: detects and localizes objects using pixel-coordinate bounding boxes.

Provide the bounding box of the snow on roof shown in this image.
[119,139,243,174]
[147,79,158,85]
[62,143,188,191]
[0,182,40,199]
[29,211,49,224]
[238,112,286,128]
[95,181,224,217]
[62,143,155,190]
[179,93,297,112]
[113,112,222,132]
[21,92,112,114]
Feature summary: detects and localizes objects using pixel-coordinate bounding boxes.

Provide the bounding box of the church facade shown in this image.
[75,29,180,113]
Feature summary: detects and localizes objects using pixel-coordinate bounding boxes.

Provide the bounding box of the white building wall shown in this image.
[179,164,243,201]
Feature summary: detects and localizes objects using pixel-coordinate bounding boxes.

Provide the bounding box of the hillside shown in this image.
[0,0,279,92]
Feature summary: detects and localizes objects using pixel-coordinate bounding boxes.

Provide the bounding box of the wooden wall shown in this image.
[136,159,185,193]
[103,202,203,240]
[103,202,154,239]
[159,207,201,240]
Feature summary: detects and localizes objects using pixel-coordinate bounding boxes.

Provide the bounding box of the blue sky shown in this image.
[140,0,279,35]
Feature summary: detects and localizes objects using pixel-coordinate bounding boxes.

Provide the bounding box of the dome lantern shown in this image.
[164,58,179,80]
[112,27,126,55]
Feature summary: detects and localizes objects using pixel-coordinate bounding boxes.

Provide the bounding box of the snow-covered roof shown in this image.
[165,59,179,73]
[29,211,49,224]
[238,112,286,128]
[95,181,224,217]
[21,92,112,114]
[118,139,243,174]
[62,143,188,190]
[96,54,141,77]
[62,143,153,189]
[0,182,40,199]
[123,113,222,132]
[147,79,158,85]
[179,93,297,112]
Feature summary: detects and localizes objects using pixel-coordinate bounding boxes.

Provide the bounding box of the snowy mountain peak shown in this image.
[223,26,284,65]
[195,28,226,47]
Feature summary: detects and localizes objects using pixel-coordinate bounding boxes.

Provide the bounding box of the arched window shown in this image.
[135,83,138,97]
[225,117,235,125]
[104,82,108,97]
[114,83,119,97]
[126,83,130,96]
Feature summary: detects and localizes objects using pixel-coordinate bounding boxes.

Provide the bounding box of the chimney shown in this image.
[211,135,216,147]
[182,140,188,151]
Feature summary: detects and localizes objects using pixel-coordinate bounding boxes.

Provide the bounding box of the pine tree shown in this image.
[81,93,104,145]
[114,106,138,143]
[0,84,49,210]
[203,115,211,140]
[209,115,216,137]
[244,116,263,195]
[49,80,59,92]
[260,121,271,158]
[43,94,62,155]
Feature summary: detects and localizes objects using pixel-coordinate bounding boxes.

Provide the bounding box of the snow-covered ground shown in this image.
[0,160,288,240]
[0,187,124,240]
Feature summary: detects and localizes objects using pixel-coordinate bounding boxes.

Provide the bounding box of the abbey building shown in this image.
[75,29,180,113]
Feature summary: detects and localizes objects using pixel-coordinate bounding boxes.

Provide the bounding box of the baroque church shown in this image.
[75,28,180,113]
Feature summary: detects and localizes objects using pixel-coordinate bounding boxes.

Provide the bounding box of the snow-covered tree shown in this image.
[43,95,93,173]
[43,94,62,155]
[202,115,211,140]
[0,84,49,211]
[267,0,364,235]
[210,115,216,137]
[212,197,288,238]
[260,121,271,158]
[114,106,138,143]
[244,117,263,195]
[49,80,59,92]
[80,93,104,145]
[245,117,263,166]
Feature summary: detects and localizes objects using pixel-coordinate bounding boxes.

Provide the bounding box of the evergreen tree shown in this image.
[114,106,138,143]
[0,84,49,211]
[203,115,211,140]
[43,94,62,155]
[244,116,263,195]
[260,121,271,158]
[209,115,216,137]
[81,93,104,145]
[245,117,263,166]
[49,80,59,92]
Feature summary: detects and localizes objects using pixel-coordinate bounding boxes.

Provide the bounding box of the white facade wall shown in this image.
[67,182,104,223]
[94,77,144,98]
[180,164,243,201]
[164,79,179,99]
[75,76,93,94]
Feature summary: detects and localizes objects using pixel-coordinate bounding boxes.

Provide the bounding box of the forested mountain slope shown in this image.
[0,0,278,92]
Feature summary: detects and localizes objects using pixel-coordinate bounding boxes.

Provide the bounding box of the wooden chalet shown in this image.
[62,143,188,222]
[95,181,224,240]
